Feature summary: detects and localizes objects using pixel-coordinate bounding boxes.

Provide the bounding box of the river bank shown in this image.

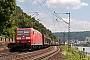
[72,46,90,56]
[60,45,90,60]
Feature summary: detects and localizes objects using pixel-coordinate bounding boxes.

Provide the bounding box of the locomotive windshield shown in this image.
[17,30,30,35]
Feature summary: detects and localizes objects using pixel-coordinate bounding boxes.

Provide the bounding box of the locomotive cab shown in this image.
[16,29,30,44]
[14,28,31,51]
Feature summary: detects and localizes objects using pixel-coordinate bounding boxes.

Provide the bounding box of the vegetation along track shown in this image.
[0,46,60,60]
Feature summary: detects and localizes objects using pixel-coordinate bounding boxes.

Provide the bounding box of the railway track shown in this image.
[30,46,60,60]
[0,46,60,60]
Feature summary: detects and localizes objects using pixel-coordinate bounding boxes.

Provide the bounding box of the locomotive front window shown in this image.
[17,30,23,34]
[17,30,30,35]
[24,30,30,34]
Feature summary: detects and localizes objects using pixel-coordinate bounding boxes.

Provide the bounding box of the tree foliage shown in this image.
[0,0,16,35]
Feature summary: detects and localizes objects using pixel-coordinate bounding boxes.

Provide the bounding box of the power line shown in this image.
[23,3,39,17]
[56,19,63,31]
[37,0,53,20]
[24,3,34,12]
[40,0,56,22]
[40,0,53,15]
[54,11,69,24]
[37,0,59,32]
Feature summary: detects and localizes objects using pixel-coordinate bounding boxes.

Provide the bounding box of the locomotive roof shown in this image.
[17,28,31,30]
[17,28,41,34]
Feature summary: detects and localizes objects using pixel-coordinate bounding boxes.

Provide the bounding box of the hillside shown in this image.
[53,31,90,41]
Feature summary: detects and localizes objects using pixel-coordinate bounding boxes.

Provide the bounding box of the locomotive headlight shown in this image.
[17,37,21,40]
[26,37,30,39]
[17,41,19,42]
[28,41,30,42]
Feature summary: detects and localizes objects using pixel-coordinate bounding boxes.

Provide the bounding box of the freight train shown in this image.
[8,28,52,52]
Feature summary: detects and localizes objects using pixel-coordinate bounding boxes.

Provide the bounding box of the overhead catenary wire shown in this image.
[52,15,58,32]
[56,19,63,32]
[37,0,62,32]
[24,3,34,12]
[40,0,57,22]
[23,3,39,17]
[54,11,69,24]
[40,0,53,15]
[37,0,53,20]
[40,0,57,30]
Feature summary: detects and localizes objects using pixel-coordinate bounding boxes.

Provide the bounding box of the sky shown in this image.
[16,0,90,32]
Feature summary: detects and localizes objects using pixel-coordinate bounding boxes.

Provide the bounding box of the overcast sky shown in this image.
[16,0,90,32]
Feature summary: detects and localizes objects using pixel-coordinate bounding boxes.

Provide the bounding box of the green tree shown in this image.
[0,0,16,35]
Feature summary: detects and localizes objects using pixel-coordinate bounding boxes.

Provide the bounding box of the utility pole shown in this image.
[54,11,71,50]
[68,13,70,46]
[63,32,65,45]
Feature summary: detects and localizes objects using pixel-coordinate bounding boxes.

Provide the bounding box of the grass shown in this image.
[60,45,90,60]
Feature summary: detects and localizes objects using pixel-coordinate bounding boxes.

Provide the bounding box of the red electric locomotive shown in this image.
[8,28,51,51]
